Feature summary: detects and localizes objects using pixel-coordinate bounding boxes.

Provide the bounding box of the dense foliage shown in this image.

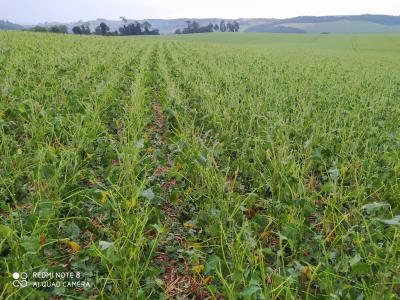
[118,21,160,36]
[175,20,239,34]
[30,21,159,36]
[30,25,68,34]
[0,32,399,299]
[72,24,91,35]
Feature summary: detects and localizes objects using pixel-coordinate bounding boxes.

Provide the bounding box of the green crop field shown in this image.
[0,31,399,299]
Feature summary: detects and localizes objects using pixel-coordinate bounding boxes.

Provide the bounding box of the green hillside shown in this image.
[245,15,400,34]
[0,20,24,30]
[281,20,400,34]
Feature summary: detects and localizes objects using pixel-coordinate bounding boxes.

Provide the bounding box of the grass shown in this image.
[0,31,399,299]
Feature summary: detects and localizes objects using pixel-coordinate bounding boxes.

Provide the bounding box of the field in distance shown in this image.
[0,31,399,299]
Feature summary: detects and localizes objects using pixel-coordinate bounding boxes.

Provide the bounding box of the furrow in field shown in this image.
[138,42,211,299]
[158,41,262,298]
[96,42,157,297]
[160,45,241,297]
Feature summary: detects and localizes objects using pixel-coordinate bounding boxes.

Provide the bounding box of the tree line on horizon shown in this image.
[30,25,69,34]
[29,19,160,36]
[28,19,240,36]
[117,18,159,36]
[175,20,240,34]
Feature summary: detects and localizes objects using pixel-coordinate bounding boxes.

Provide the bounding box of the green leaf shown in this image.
[198,155,207,165]
[205,255,220,273]
[64,222,81,239]
[20,236,40,253]
[239,286,261,297]
[39,165,55,179]
[328,168,339,181]
[134,139,144,149]
[99,241,114,250]
[141,188,155,200]
[351,263,370,275]
[380,215,400,225]
[38,207,55,219]
[0,225,13,237]
[232,269,243,281]
[321,182,335,193]
[349,254,361,267]
[151,224,165,234]
[361,202,390,213]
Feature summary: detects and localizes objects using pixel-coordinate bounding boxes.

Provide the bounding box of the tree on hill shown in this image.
[178,20,214,34]
[119,22,141,35]
[119,21,159,36]
[225,21,240,32]
[233,21,240,32]
[192,21,200,31]
[80,24,91,35]
[99,22,110,35]
[30,26,48,32]
[95,22,110,35]
[220,20,226,32]
[182,21,197,33]
[72,24,91,35]
[175,20,239,34]
[143,21,152,33]
[72,26,82,34]
[49,25,68,34]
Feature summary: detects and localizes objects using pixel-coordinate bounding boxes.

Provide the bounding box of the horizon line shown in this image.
[3,13,400,26]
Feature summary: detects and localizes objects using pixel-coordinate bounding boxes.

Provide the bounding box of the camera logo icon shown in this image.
[12,272,28,288]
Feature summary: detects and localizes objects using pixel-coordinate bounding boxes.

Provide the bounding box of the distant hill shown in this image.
[244,23,306,34]
[2,15,400,34]
[278,15,400,26]
[280,20,400,34]
[56,15,400,34]
[245,14,400,34]
[0,20,24,30]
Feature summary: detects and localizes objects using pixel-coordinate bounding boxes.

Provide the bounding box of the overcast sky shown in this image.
[1,0,400,24]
